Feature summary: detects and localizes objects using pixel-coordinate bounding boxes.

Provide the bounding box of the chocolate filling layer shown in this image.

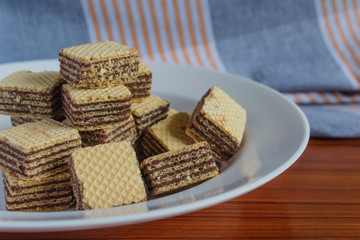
[59,52,137,67]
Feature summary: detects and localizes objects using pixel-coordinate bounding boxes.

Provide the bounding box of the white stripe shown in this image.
[91,0,109,41]
[165,0,188,65]
[114,0,134,48]
[177,0,201,67]
[346,0,360,46]
[189,0,213,69]
[324,92,337,103]
[152,0,175,63]
[104,0,121,43]
[314,0,359,88]
[336,1,360,58]
[141,0,162,62]
[128,0,149,58]
[80,0,97,42]
[326,1,360,79]
[199,0,227,71]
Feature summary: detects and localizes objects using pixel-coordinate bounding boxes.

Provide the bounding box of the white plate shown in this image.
[0,59,309,232]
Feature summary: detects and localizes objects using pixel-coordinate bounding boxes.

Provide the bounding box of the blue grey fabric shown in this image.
[209,0,354,92]
[0,0,89,63]
[301,105,360,138]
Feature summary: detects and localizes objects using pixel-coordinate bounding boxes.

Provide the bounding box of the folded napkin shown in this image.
[1,0,360,137]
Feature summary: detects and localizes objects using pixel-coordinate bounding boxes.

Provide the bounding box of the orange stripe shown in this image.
[149,0,166,62]
[332,0,360,67]
[343,0,360,48]
[124,0,140,53]
[332,92,344,103]
[136,0,154,61]
[352,0,360,28]
[88,0,101,42]
[321,0,360,83]
[112,0,126,45]
[185,0,205,67]
[196,0,218,70]
[100,0,114,41]
[161,0,179,63]
[173,0,191,65]
[291,93,303,104]
[348,93,358,103]
[305,93,317,104]
[318,92,331,104]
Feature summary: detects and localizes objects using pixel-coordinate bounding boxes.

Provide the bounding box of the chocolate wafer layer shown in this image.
[124,60,152,100]
[66,115,137,147]
[69,141,147,210]
[2,170,74,212]
[141,112,194,158]
[185,86,246,161]
[0,71,64,118]
[59,41,139,88]
[140,141,219,196]
[131,95,170,135]
[0,119,81,178]
[62,84,132,131]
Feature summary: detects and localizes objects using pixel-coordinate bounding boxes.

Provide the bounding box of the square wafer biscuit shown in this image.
[140,141,219,196]
[63,115,137,147]
[69,141,147,210]
[0,119,81,178]
[131,95,169,135]
[62,84,132,131]
[123,60,152,99]
[59,41,139,88]
[2,169,74,212]
[11,108,65,127]
[0,70,64,118]
[185,86,246,161]
[141,112,194,158]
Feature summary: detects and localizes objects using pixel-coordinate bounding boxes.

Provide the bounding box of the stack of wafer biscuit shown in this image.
[0,70,65,125]
[0,119,81,211]
[60,41,144,148]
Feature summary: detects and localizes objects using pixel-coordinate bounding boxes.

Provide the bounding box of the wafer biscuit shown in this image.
[141,112,194,158]
[140,141,219,196]
[2,169,74,212]
[0,71,64,118]
[123,60,152,99]
[69,142,147,210]
[131,95,169,135]
[64,115,137,147]
[62,84,132,131]
[59,41,139,88]
[186,86,246,160]
[0,119,81,177]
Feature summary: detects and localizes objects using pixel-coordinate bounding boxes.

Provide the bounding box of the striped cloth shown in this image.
[1,0,360,137]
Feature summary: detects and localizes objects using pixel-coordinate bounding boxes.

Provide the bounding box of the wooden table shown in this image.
[1,139,359,239]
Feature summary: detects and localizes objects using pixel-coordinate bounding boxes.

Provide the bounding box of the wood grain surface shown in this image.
[0,139,359,239]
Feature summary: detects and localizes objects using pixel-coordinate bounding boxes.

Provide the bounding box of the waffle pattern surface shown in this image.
[59,41,139,88]
[70,141,147,210]
[140,141,219,196]
[131,95,169,135]
[0,71,63,118]
[186,86,246,161]
[62,84,132,131]
[141,112,194,158]
[0,119,81,177]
